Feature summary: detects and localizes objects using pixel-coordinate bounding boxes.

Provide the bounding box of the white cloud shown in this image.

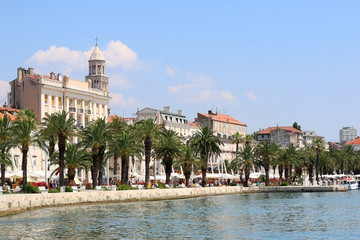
[166,66,178,76]
[246,92,258,101]
[0,80,9,102]
[168,71,237,104]
[26,40,153,76]
[221,91,238,101]
[110,92,139,108]
[109,74,131,89]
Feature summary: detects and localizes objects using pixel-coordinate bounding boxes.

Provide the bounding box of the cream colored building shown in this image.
[195,110,248,170]
[7,43,111,180]
[258,126,304,148]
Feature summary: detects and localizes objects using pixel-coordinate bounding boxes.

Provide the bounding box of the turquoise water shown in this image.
[1,190,360,239]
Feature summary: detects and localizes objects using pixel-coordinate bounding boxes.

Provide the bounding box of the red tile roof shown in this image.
[346,138,360,145]
[189,121,199,128]
[198,112,246,126]
[258,126,303,135]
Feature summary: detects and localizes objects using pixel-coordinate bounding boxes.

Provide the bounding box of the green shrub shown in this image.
[280,182,289,186]
[49,188,60,193]
[157,182,166,189]
[230,183,237,186]
[65,186,73,192]
[23,183,40,193]
[258,174,266,182]
[3,190,10,194]
[117,184,132,190]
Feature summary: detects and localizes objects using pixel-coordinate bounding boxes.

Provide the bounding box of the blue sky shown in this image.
[1,1,360,141]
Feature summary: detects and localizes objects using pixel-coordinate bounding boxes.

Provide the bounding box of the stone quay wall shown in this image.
[0,185,347,217]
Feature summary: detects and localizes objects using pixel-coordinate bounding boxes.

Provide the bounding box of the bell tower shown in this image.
[85,37,109,91]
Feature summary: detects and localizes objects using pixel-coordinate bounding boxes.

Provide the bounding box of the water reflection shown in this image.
[1,191,360,239]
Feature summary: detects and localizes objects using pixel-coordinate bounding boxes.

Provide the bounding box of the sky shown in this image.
[1,1,360,142]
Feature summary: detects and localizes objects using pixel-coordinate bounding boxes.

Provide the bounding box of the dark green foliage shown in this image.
[157,182,166,189]
[23,183,40,193]
[280,182,289,186]
[65,186,73,192]
[117,184,132,190]
[293,122,301,131]
[49,188,60,193]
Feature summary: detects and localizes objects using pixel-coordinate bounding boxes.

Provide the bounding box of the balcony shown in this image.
[85,109,91,115]
[69,107,76,113]
[77,108,84,114]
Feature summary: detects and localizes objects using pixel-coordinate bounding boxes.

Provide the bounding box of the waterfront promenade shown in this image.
[0,185,347,217]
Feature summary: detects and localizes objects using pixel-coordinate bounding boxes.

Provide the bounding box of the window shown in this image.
[44,95,48,104]
[58,97,62,106]
[92,65,96,75]
[14,155,19,167]
[32,156,37,167]
[51,96,55,105]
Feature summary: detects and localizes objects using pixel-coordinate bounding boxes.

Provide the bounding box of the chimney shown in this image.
[164,106,171,113]
[28,68,34,75]
[57,73,62,80]
[17,67,25,80]
[208,110,213,115]
[50,72,56,80]
[178,110,183,115]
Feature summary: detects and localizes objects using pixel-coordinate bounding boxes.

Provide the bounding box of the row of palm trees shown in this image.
[2,108,359,190]
[0,109,224,190]
[230,137,360,187]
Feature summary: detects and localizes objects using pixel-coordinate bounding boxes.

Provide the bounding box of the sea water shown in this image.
[1,190,359,239]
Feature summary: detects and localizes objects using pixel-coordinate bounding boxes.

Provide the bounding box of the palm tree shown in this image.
[136,118,160,188]
[312,138,325,182]
[0,114,13,186]
[10,109,38,189]
[231,145,255,187]
[50,143,91,183]
[190,126,223,187]
[81,118,111,188]
[108,125,143,184]
[41,111,76,187]
[108,117,127,177]
[153,128,183,184]
[277,146,296,180]
[231,132,243,152]
[174,142,202,187]
[255,141,279,186]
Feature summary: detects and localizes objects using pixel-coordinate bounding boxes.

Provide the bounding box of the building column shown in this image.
[104,104,108,119]
[99,103,103,118]
[74,98,78,126]
[54,96,59,113]
[93,102,97,120]
[81,100,85,128]
[48,94,52,115]
[40,94,45,119]
[89,101,93,121]
[66,97,70,112]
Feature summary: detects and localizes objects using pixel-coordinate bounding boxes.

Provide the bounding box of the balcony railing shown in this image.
[69,107,76,112]
[85,109,91,114]
[77,108,84,114]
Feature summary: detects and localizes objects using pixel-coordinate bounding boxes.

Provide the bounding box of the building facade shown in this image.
[257,126,304,148]
[339,127,357,144]
[195,110,247,167]
[9,43,110,127]
[7,43,111,181]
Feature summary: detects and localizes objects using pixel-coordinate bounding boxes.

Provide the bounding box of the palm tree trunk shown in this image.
[68,168,76,181]
[279,165,283,179]
[185,171,191,187]
[265,164,270,186]
[285,165,289,180]
[98,152,104,186]
[91,148,99,188]
[144,137,151,188]
[1,163,5,186]
[113,155,118,176]
[22,146,29,190]
[58,135,66,187]
[201,166,207,187]
[244,167,250,187]
[121,154,128,185]
[309,165,313,183]
[316,152,319,183]
[165,159,172,185]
